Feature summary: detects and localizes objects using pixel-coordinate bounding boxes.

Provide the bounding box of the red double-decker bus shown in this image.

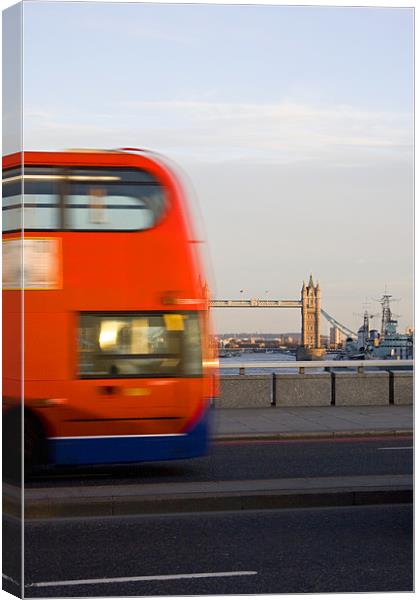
[2,149,218,473]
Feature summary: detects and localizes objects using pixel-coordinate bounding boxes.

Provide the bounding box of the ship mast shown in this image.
[376,293,400,337]
[380,294,393,337]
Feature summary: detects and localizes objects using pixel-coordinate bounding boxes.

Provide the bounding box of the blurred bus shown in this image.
[3,149,218,473]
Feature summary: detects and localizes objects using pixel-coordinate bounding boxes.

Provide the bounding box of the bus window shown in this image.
[65,168,166,231]
[2,167,60,232]
[2,166,166,232]
[79,312,202,378]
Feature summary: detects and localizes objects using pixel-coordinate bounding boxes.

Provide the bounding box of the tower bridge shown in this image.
[210,299,301,309]
[210,275,356,358]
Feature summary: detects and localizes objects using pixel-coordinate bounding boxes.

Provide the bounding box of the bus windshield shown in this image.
[79,312,202,378]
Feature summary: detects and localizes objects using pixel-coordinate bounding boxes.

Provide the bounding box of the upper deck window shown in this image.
[3,167,60,232]
[2,166,166,232]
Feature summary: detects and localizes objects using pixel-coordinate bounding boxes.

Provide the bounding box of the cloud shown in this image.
[23,99,412,166]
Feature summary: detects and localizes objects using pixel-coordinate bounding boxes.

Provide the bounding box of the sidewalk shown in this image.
[212,405,413,440]
[9,405,412,520]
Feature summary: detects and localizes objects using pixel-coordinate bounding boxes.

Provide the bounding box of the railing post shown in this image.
[357,365,364,374]
[299,367,305,374]
[271,372,276,406]
[239,367,245,376]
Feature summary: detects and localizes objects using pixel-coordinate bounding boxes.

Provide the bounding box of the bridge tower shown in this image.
[301,275,321,349]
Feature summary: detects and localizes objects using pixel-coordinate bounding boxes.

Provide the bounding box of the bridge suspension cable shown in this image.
[321,309,357,339]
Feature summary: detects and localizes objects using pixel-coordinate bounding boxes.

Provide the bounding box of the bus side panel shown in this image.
[24,312,70,381]
[45,378,212,465]
[3,307,22,385]
[48,402,212,465]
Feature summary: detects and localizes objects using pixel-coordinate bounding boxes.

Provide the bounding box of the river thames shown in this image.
[219,351,299,374]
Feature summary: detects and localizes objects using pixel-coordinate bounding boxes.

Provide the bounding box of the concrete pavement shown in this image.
[212,405,413,439]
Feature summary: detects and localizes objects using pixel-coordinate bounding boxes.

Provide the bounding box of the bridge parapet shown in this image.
[210,299,301,308]
[215,360,413,408]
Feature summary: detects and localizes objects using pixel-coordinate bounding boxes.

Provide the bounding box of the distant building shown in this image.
[329,326,342,348]
[320,334,329,347]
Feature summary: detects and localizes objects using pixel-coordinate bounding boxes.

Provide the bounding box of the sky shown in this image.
[5,1,414,333]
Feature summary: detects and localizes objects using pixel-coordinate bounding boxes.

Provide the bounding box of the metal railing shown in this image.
[220,359,414,375]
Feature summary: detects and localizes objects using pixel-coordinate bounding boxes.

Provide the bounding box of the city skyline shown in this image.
[6,2,414,333]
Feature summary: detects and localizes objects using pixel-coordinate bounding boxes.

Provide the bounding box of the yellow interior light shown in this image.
[99,321,123,350]
[164,314,184,331]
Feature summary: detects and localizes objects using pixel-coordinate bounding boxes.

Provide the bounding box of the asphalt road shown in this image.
[19,504,413,596]
[25,436,413,488]
[2,515,22,596]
